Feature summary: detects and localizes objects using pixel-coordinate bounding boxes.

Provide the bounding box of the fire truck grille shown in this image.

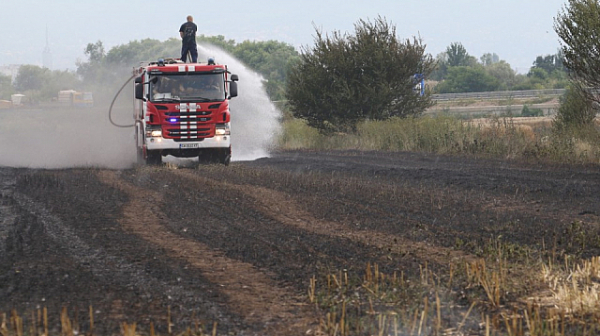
[166,126,212,141]
[165,111,211,117]
[165,116,212,122]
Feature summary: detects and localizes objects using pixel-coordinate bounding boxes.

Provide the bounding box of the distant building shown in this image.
[43,26,53,70]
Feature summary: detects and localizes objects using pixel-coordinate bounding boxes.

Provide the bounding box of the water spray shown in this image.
[196,44,281,161]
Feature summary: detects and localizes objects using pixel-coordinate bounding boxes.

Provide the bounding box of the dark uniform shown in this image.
[179,21,198,63]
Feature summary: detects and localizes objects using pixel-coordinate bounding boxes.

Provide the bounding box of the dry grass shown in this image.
[278,116,600,164]
[542,256,600,315]
[310,245,600,335]
[0,307,219,336]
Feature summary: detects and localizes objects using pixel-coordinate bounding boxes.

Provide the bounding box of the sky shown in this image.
[0,0,567,74]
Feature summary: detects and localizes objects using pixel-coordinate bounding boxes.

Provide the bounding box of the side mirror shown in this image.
[229,81,238,98]
[230,74,239,82]
[135,83,144,100]
[134,76,142,84]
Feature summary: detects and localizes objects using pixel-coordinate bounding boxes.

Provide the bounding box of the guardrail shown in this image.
[425,103,560,116]
[432,89,565,101]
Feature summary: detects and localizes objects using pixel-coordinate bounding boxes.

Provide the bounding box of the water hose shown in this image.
[108,74,137,128]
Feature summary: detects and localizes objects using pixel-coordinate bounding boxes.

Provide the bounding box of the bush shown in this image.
[286,16,435,134]
[554,84,597,132]
[521,105,543,117]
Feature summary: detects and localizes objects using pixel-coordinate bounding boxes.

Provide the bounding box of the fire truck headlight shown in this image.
[215,123,230,135]
[150,130,162,137]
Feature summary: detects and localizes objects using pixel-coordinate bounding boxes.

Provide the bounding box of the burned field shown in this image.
[1,150,599,335]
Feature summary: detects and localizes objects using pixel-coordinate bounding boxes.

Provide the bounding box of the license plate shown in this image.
[179,143,199,148]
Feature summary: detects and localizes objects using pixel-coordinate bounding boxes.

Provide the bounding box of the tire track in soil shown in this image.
[96,170,316,335]
[5,190,228,329]
[174,170,476,268]
[247,152,600,250]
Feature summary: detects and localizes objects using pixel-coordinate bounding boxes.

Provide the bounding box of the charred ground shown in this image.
[0,150,599,335]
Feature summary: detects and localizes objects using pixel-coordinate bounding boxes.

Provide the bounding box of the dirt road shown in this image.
[1,150,599,335]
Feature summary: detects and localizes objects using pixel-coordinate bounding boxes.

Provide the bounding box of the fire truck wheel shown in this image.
[220,153,231,166]
[218,148,231,166]
[146,150,162,165]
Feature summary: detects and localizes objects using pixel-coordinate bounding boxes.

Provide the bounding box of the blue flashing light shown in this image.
[169,118,178,123]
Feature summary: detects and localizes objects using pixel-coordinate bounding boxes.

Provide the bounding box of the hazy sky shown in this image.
[1,0,566,73]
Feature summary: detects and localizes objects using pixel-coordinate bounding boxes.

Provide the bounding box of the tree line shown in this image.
[431,42,567,93]
[0,35,299,103]
[2,0,598,135]
[1,28,568,104]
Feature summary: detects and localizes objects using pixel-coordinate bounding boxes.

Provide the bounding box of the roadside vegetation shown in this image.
[280,5,600,165]
[430,43,568,93]
[278,114,600,164]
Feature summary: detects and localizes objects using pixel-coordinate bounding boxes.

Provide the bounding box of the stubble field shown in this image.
[1,150,599,335]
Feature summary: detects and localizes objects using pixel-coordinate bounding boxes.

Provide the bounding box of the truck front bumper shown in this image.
[146,136,231,151]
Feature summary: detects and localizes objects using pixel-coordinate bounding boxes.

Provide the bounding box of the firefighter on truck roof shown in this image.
[179,15,198,63]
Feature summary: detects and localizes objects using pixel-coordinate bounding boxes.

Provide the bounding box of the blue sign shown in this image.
[413,74,425,96]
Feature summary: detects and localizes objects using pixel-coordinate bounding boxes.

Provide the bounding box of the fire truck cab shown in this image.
[133,58,238,165]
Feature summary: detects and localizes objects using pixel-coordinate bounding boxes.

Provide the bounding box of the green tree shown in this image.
[554,84,596,131]
[77,41,108,84]
[14,65,50,102]
[40,70,81,100]
[555,0,600,108]
[14,65,48,92]
[85,40,106,63]
[198,35,236,52]
[531,52,564,74]
[446,42,476,67]
[232,40,299,101]
[286,16,435,133]
[485,61,516,90]
[0,73,14,100]
[480,53,500,66]
[13,65,82,102]
[435,65,499,93]
[430,52,449,81]
[75,36,298,101]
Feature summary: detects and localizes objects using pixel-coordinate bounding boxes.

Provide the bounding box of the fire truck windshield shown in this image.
[149,73,225,102]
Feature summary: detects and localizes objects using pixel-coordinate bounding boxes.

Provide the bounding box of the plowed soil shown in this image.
[1,150,599,335]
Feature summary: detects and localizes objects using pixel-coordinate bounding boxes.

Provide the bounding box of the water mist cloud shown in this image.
[197,44,281,161]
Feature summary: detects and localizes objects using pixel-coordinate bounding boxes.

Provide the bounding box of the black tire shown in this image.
[146,150,162,165]
[218,147,232,166]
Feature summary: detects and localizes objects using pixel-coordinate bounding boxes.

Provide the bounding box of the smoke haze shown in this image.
[0,106,135,169]
[0,44,280,168]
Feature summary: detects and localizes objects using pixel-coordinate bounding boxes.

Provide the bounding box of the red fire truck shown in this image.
[133,58,238,165]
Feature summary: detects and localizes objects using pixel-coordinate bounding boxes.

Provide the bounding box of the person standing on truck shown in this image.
[179,15,198,63]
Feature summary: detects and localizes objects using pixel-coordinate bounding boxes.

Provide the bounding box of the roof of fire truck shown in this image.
[139,57,227,74]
